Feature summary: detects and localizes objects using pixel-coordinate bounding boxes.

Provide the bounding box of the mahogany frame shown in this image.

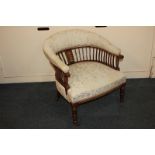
[53,46,126,126]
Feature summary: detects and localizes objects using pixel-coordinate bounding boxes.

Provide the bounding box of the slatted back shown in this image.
[56,46,120,70]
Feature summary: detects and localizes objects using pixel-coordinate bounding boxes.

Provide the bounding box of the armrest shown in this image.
[43,46,69,74]
[114,53,124,71]
[119,54,124,60]
[43,46,70,94]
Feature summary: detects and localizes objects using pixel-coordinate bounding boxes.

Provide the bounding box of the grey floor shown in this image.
[0,79,155,129]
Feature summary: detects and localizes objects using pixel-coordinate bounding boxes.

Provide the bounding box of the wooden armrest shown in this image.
[119,54,124,60]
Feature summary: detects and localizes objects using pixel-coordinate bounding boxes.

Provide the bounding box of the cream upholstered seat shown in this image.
[56,62,126,104]
[43,29,126,125]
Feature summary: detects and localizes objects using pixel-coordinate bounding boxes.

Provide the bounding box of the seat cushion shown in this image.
[56,62,126,104]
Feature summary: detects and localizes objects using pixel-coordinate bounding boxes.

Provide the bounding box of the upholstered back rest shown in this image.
[44,29,121,56]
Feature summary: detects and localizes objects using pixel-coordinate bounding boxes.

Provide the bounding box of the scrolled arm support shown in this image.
[53,64,70,95]
[116,54,124,70]
[119,54,124,60]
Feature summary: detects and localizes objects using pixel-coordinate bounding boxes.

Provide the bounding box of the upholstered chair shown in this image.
[43,29,126,125]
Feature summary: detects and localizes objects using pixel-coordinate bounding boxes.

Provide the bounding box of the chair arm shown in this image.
[43,47,69,74]
[114,54,124,71]
[119,54,124,60]
[43,47,70,94]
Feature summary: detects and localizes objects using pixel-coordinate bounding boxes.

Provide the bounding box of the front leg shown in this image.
[71,104,78,126]
[120,83,126,103]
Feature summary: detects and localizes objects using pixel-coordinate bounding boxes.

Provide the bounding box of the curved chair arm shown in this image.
[43,47,70,94]
[119,54,124,60]
[116,54,124,71]
[43,47,69,73]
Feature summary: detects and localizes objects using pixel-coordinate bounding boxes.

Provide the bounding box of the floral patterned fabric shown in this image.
[56,62,126,104]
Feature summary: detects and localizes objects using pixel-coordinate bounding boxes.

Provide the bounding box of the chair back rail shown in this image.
[56,46,122,70]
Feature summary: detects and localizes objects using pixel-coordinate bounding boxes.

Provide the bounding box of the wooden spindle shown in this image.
[95,48,97,61]
[88,47,90,60]
[116,56,119,70]
[99,49,102,62]
[65,50,74,65]
[78,48,82,61]
[93,47,95,61]
[100,50,103,63]
[86,47,88,60]
[75,49,78,62]
[112,55,114,68]
[105,51,107,63]
[61,52,67,64]
[82,48,84,61]
[57,53,63,61]
[108,54,111,66]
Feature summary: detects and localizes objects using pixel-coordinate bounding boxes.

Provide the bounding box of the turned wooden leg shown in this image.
[71,105,78,126]
[120,84,126,103]
[56,90,61,101]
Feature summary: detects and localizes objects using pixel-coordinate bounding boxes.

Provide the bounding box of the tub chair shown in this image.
[43,29,126,125]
